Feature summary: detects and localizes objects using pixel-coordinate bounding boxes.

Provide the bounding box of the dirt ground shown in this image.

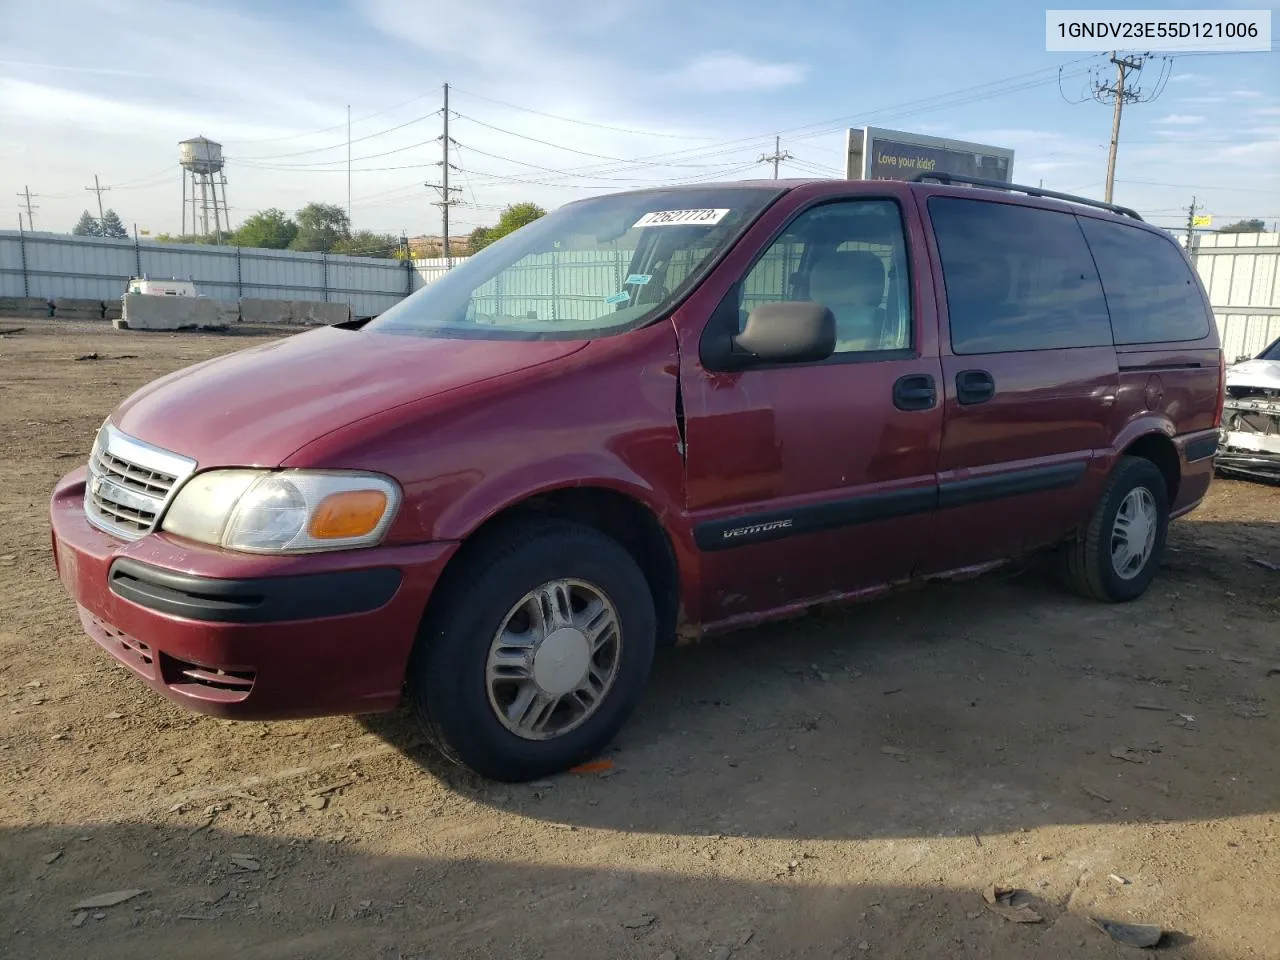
[1,319,1277,960]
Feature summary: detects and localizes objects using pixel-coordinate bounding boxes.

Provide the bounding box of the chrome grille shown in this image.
[83,422,196,541]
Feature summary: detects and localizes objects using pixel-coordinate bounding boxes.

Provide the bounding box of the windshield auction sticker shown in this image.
[1046,10,1271,51]
[632,209,730,228]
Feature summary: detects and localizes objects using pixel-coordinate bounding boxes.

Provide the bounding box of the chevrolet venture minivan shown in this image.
[51,175,1225,781]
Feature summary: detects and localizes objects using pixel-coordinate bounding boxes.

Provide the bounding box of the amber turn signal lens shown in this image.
[307,490,388,539]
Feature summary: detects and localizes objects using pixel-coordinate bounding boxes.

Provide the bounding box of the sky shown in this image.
[1,0,1278,243]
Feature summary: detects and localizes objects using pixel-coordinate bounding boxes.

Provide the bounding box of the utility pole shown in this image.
[1097,52,1144,204]
[757,135,793,179]
[85,174,110,231]
[347,104,352,230]
[16,185,37,231]
[1185,196,1197,250]
[425,82,462,266]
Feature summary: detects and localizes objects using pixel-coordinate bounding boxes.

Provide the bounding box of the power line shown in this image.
[450,112,647,163]
[236,137,441,170]
[1117,178,1280,195]
[221,90,441,146]
[448,138,756,183]
[449,87,718,140]
[231,109,442,161]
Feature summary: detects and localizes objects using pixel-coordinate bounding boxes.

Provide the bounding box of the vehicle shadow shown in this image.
[365,518,1279,842]
[0,820,1206,960]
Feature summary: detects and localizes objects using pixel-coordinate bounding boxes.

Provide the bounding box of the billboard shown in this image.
[845,127,1014,183]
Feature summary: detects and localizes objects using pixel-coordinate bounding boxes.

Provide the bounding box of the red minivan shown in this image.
[50,176,1224,781]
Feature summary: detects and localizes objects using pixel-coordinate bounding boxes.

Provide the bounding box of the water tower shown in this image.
[180,136,231,242]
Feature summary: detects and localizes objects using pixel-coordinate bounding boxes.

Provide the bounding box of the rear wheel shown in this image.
[407,520,656,782]
[1063,456,1170,603]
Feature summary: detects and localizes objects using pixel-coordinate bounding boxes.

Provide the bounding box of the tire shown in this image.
[1063,455,1170,603]
[407,519,656,782]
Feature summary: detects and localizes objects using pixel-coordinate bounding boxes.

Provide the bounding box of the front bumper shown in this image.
[1216,447,1280,480]
[1218,397,1280,482]
[50,467,458,719]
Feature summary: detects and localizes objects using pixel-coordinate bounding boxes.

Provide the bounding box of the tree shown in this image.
[466,225,493,255]
[331,230,401,258]
[466,202,546,253]
[230,208,298,249]
[1217,218,1266,234]
[290,202,351,252]
[99,209,129,240]
[72,211,101,237]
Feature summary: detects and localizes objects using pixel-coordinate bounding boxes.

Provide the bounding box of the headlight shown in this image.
[161,470,401,553]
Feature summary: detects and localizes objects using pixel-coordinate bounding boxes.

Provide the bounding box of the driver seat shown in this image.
[806,250,887,349]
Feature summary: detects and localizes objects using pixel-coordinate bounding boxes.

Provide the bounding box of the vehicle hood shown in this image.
[112,326,587,466]
[1225,358,1280,391]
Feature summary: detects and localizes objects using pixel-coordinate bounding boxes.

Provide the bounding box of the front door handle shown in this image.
[893,373,937,411]
[956,369,995,405]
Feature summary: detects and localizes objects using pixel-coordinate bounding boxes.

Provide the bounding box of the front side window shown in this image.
[928,197,1113,355]
[1077,216,1211,345]
[738,199,912,354]
[366,187,782,340]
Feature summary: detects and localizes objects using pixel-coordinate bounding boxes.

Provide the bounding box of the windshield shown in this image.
[366,186,782,340]
[1258,338,1280,361]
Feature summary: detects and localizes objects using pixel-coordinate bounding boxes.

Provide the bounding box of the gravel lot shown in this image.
[1,319,1277,959]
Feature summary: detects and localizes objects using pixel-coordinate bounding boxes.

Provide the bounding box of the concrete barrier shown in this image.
[53,298,105,320]
[238,299,286,324]
[119,294,238,331]
[0,297,52,318]
[240,298,350,325]
[292,300,351,325]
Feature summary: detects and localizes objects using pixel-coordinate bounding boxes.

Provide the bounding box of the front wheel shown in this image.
[407,520,656,782]
[1063,456,1170,602]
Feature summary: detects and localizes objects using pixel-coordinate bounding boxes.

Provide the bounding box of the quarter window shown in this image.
[1077,216,1211,344]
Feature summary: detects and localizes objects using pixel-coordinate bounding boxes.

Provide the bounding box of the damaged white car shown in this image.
[1218,336,1280,481]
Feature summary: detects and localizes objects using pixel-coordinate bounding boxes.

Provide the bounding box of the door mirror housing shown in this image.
[730,301,836,367]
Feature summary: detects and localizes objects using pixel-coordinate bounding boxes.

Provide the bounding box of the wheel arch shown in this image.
[421,484,683,650]
[1120,432,1181,504]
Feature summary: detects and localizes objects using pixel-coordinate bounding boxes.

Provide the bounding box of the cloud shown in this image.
[0,60,158,79]
[1205,139,1280,164]
[0,78,226,135]
[1155,114,1205,125]
[1180,96,1224,105]
[667,53,806,93]
[1231,89,1264,98]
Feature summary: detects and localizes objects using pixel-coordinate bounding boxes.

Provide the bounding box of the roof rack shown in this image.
[909,172,1143,222]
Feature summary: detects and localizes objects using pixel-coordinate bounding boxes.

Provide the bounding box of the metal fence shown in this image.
[4,228,1279,356]
[0,230,440,318]
[1190,231,1280,361]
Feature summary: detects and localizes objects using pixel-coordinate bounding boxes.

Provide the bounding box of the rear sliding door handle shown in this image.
[956,369,995,405]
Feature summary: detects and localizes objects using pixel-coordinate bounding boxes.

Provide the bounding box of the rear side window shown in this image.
[1077,217,1210,344]
[928,197,1112,354]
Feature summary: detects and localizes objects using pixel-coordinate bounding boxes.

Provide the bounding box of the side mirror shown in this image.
[731,301,836,366]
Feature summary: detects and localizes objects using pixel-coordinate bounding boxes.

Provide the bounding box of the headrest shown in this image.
[808,250,886,308]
